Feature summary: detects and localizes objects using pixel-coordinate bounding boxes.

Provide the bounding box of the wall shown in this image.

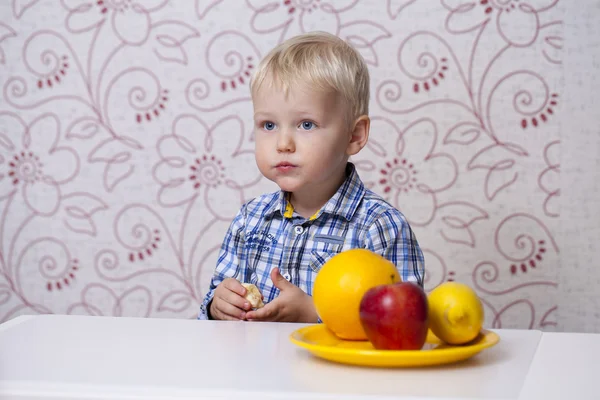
[557,0,600,333]
[0,0,591,331]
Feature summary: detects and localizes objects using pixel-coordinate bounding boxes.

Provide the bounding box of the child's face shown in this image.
[252,80,352,196]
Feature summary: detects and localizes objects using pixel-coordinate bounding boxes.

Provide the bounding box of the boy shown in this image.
[198,31,424,322]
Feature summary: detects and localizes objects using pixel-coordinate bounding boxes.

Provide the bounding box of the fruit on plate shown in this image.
[427,282,484,345]
[313,249,401,340]
[359,282,429,350]
[241,283,264,309]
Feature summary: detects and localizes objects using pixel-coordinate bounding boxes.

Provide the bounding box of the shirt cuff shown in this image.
[198,293,215,320]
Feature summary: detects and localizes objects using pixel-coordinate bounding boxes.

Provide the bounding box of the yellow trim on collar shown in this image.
[283,200,294,218]
[283,198,320,221]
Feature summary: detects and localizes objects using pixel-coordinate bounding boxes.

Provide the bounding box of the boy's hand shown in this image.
[245,268,318,323]
[209,278,252,321]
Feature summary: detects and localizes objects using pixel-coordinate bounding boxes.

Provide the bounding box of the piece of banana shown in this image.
[241,283,264,309]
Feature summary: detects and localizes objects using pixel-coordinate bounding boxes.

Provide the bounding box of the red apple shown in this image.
[359,282,429,350]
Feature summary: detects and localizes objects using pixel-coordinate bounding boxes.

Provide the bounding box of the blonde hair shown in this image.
[250,31,370,123]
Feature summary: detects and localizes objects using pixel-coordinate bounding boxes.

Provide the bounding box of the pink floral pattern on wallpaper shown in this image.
[0,0,561,329]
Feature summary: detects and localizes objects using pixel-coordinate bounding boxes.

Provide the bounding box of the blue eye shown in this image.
[263,121,276,131]
[300,121,315,130]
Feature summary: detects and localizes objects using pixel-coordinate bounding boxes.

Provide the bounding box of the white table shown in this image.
[518,332,600,399]
[0,314,594,399]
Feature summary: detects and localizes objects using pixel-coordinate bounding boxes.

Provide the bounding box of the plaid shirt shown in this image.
[198,163,425,320]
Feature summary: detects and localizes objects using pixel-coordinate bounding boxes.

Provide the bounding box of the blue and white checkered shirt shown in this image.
[198,162,425,319]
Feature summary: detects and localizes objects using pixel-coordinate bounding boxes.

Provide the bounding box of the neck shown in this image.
[289,164,347,219]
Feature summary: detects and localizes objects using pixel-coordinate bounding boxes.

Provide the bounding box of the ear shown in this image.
[346,115,370,156]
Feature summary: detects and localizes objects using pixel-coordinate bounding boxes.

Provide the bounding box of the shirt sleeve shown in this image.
[363,210,425,286]
[198,205,248,320]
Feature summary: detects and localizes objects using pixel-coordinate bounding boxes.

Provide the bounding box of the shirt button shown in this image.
[283,273,291,281]
[294,225,304,235]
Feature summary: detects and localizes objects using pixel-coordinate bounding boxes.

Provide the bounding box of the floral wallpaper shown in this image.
[0,0,564,330]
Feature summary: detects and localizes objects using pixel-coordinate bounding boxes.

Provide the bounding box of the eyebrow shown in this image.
[254,111,324,121]
[253,112,274,120]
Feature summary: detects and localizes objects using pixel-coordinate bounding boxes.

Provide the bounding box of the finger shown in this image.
[270,267,293,291]
[221,289,252,311]
[214,299,246,320]
[223,278,246,297]
[246,302,276,321]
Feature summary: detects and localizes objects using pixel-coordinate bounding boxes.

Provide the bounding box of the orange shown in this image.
[313,249,401,340]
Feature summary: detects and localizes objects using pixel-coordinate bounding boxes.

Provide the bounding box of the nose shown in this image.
[276,129,295,153]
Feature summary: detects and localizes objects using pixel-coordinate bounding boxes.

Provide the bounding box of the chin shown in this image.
[273,178,303,193]
[275,182,300,193]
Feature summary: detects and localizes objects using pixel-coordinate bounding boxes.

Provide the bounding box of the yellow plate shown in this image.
[289,324,500,368]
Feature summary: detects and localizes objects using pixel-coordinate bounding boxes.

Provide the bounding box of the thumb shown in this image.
[271,267,292,290]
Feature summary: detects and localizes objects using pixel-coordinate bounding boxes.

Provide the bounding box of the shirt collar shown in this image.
[265,162,365,221]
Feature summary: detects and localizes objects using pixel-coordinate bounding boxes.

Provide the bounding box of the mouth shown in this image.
[275,162,296,171]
